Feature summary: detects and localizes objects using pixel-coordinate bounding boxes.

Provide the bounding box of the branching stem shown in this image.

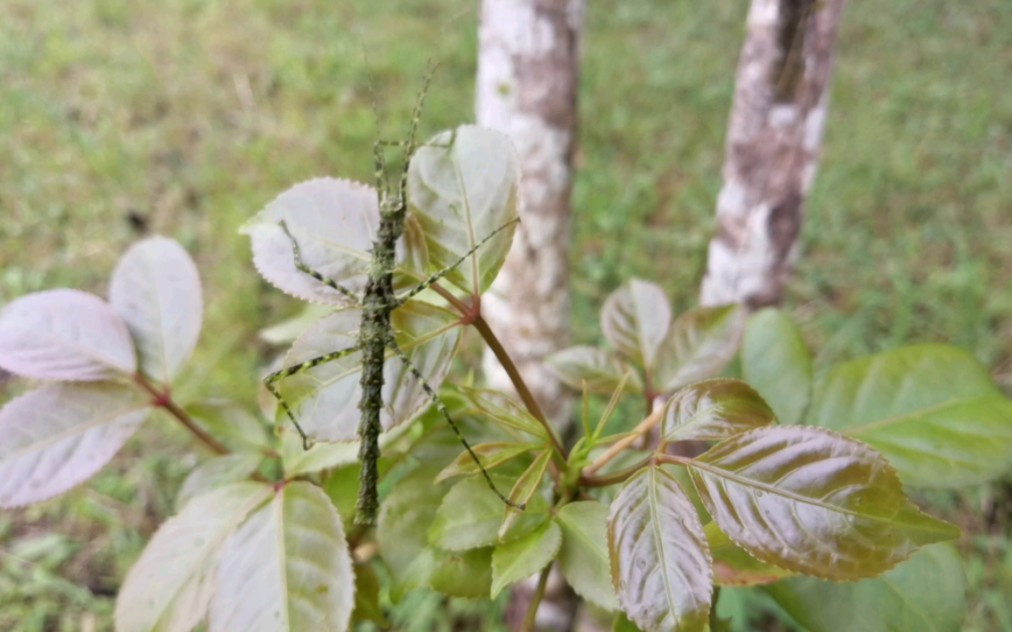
[583,404,665,476]
[133,373,229,455]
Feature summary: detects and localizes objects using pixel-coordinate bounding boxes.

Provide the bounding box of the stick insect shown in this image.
[262,74,522,526]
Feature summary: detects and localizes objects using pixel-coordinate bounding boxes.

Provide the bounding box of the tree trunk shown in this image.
[700,0,847,309]
[476,2,584,630]
[476,0,583,430]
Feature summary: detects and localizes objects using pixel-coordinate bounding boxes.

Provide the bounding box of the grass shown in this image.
[0,0,1009,629]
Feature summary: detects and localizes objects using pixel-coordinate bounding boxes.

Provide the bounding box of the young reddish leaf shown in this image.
[0,383,150,508]
[810,344,1012,488]
[491,521,562,598]
[210,482,355,632]
[663,379,775,442]
[546,345,643,394]
[652,305,744,394]
[705,522,793,587]
[0,289,136,381]
[115,482,272,632]
[601,279,672,369]
[498,449,552,539]
[435,442,536,484]
[608,466,712,632]
[687,426,959,580]
[741,308,812,426]
[276,301,460,442]
[408,126,519,295]
[555,501,618,611]
[765,543,966,632]
[109,236,203,384]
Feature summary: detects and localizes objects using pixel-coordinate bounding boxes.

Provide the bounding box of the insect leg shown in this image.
[393,217,521,307]
[279,221,361,304]
[264,344,362,449]
[388,337,525,511]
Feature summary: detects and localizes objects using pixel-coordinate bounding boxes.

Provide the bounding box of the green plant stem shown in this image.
[579,455,653,488]
[584,404,665,476]
[133,373,229,455]
[436,283,566,460]
[520,564,553,632]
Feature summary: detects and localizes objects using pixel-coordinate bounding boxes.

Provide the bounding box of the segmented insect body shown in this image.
[260,82,522,527]
[354,148,409,524]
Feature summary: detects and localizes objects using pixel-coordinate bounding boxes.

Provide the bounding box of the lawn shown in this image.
[1,0,1009,629]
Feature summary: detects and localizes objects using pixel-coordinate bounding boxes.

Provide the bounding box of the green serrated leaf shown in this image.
[556,501,619,611]
[455,386,550,442]
[663,378,775,442]
[810,344,1012,487]
[435,442,536,484]
[653,304,744,394]
[115,482,272,632]
[210,482,355,632]
[408,126,519,295]
[277,301,461,442]
[688,426,959,580]
[498,450,552,540]
[429,474,519,551]
[546,345,643,394]
[491,521,562,598]
[766,543,966,632]
[740,308,812,426]
[608,466,712,632]
[376,470,450,597]
[175,453,262,511]
[601,279,672,370]
[705,522,793,587]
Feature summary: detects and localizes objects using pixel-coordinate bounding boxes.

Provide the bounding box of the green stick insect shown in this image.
[254,75,522,525]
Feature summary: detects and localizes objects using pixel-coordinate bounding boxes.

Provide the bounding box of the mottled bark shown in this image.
[476,2,583,630]
[701,0,847,309]
[477,0,582,430]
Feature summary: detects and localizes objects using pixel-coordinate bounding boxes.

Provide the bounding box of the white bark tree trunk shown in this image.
[476,0,583,429]
[701,0,847,309]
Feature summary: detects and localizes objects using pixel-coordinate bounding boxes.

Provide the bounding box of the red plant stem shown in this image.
[133,373,229,455]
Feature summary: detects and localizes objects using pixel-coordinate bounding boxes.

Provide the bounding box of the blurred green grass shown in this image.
[0,0,1009,629]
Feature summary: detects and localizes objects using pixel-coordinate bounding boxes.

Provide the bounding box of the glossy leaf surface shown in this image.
[408,126,519,295]
[766,543,966,632]
[0,289,136,381]
[608,466,712,632]
[0,383,150,508]
[210,482,354,632]
[491,521,562,598]
[663,379,775,442]
[115,482,271,632]
[601,279,671,369]
[276,301,460,442]
[740,308,812,425]
[109,236,203,383]
[688,426,959,579]
[556,501,618,611]
[705,522,793,587]
[653,305,743,394]
[546,345,643,394]
[810,344,1012,487]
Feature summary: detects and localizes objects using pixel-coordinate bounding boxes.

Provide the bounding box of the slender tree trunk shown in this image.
[701,0,847,309]
[477,0,583,430]
[476,2,584,630]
